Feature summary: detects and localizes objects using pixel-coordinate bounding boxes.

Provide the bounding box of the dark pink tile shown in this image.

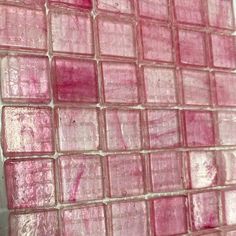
[141,20,173,62]
[111,201,147,236]
[218,112,236,145]
[190,191,220,230]
[147,110,180,148]
[58,155,103,203]
[97,0,133,14]
[102,61,138,104]
[49,0,92,9]
[138,0,169,20]
[211,34,236,69]
[53,57,98,103]
[181,69,211,106]
[178,29,207,66]
[150,152,184,192]
[108,154,144,197]
[10,211,59,236]
[51,11,93,54]
[61,206,106,236]
[56,107,99,152]
[98,17,135,57]
[188,151,217,189]
[0,5,46,50]
[215,72,236,106]
[207,0,234,30]
[153,196,187,235]
[105,109,141,150]
[5,158,55,209]
[2,106,54,156]
[223,190,236,225]
[184,111,215,147]
[1,55,50,103]
[174,0,204,25]
[143,66,177,104]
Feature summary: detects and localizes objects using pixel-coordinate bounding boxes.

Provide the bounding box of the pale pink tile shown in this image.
[97,0,133,14]
[181,69,211,106]
[189,151,217,189]
[223,190,236,225]
[102,62,138,104]
[153,196,187,235]
[150,152,184,192]
[226,230,236,236]
[215,72,236,106]
[2,106,54,156]
[211,34,236,69]
[0,5,46,50]
[178,29,206,66]
[1,0,45,6]
[218,112,236,145]
[147,110,180,148]
[10,211,59,236]
[58,155,103,203]
[191,191,220,230]
[53,57,98,103]
[98,17,135,57]
[51,11,93,54]
[138,0,169,20]
[1,55,50,103]
[5,158,55,209]
[111,201,147,236]
[143,66,177,104]
[49,0,92,9]
[141,21,173,62]
[184,111,215,147]
[61,206,106,236]
[208,0,234,30]
[108,154,144,197]
[174,0,204,25]
[105,109,141,150]
[56,107,99,152]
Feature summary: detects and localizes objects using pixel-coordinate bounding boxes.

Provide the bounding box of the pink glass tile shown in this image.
[101,61,138,104]
[184,111,215,147]
[143,66,177,104]
[150,152,184,192]
[218,112,236,145]
[226,231,236,236]
[181,69,211,106]
[140,20,173,62]
[111,201,147,236]
[190,191,220,230]
[178,29,207,66]
[214,72,236,106]
[1,55,50,103]
[223,190,236,225]
[10,211,59,236]
[108,154,144,197]
[58,155,103,203]
[138,0,169,20]
[174,0,204,25]
[188,151,217,189]
[153,196,187,235]
[147,110,180,148]
[97,0,133,14]
[98,17,135,58]
[105,109,141,151]
[207,0,235,30]
[2,106,54,156]
[211,34,236,69]
[56,107,99,152]
[0,5,46,50]
[5,158,56,209]
[50,11,93,54]
[61,205,106,236]
[53,57,98,103]
[49,0,92,9]
[0,0,45,7]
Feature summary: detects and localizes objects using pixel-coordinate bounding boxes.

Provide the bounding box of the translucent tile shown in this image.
[97,0,133,14]
[223,190,236,225]
[49,0,92,9]
[0,0,45,7]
